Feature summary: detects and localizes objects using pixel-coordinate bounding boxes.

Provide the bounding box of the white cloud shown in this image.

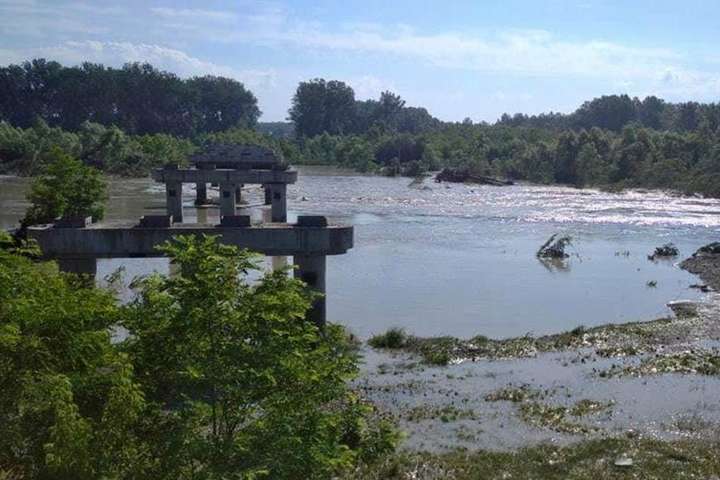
[347,75,396,100]
[150,7,237,24]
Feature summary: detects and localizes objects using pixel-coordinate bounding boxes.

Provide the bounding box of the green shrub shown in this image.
[368,328,408,349]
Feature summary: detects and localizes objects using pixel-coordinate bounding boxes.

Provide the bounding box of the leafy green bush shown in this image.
[0,234,399,478]
[368,328,408,349]
[22,147,107,226]
[0,235,149,478]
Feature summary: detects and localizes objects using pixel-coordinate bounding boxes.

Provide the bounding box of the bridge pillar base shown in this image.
[57,257,97,285]
[219,183,237,217]
[294,254,326,328]
[270,183,287,222]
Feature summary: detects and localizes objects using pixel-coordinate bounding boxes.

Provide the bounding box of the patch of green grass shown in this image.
[484,384,545,403]
[518,399,612,435]
[371,315,698,365]
[569,399,613,417]
[519,402,595,435]
[347,438,720,479]
[403,405,477,423]
[368,327,408,349]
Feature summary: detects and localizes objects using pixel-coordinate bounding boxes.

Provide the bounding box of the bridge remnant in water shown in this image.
[27,144,352,326]
[153,144,297,223]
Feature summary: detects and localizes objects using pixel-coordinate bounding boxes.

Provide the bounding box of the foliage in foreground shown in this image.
[0,234,397,479]
[346,438,720,479]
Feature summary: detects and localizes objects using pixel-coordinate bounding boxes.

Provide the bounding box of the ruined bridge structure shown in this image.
[27,144,353,326]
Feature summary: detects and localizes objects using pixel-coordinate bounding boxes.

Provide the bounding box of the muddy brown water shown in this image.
[2,167,719,339]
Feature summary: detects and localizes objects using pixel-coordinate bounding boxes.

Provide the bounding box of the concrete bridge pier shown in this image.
[57,257,97,284]
[195,183,207,206]
[263,184,272,205]
[166,181,184,223]
[269,183,287,222]
[293,254,326,327]
[219,182,237,217]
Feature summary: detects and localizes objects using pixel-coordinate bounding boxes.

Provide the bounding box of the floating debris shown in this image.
[614,455,634,468]
[537,234,572,259]
[648,243,679,260]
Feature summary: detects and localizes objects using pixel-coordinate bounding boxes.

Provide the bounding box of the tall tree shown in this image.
[289,79,356,137]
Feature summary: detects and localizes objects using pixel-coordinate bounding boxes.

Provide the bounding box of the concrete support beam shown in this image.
[195,183,207,205]
[27,223,354,257]
[219,182,237,217]
[152,168,297,185]
[166,181,183,223]
[57,257,97,285]
[264,184,272,205]
[270,183,287,222]
[294,255,326,327]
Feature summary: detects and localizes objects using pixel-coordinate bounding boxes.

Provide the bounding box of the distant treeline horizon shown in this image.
[2,58,720,198]
[2,59,720,137]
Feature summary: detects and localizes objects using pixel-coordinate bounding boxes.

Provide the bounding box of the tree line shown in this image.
[497,94,720,133]
[3,60,720,198]
[285,79,720,197]
[0,59,260,136]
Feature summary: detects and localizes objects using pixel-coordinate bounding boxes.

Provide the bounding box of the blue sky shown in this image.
[1,0,719,122]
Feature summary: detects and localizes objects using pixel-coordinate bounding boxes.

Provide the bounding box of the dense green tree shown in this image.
[574,94,637,132]
[576,142,611,186]
[22,147,107,226]
[553,131,580,184]
[0,232,149,478]
[289,79,357,137]
[0,233,398,478]
[121,235,397,478]
[0,60,260,136]
[637,96,666,130]
[187,75,260,132]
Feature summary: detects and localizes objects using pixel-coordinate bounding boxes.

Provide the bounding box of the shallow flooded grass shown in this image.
[603,349,720,377]
[347,438,720,479]
[367,314,702,365]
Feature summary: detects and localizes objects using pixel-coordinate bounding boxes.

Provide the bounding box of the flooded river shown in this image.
[2,166,719,339]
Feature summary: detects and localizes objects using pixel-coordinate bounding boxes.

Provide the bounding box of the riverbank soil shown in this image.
[352,246,720,478]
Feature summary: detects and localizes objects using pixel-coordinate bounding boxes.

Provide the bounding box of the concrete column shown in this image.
[271,256,288,271]
[219,182,237,217]
[195,183,207,206]
[168,260,181,278]
[263,184,272,205]
[269,183,287,222]
[196,207,209,225]
[166,181,183,223]
[57,257,97,285]
[293,255,326,327]
[235,185,243,203]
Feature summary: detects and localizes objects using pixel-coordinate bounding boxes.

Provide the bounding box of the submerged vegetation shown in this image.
[347,438,720,479]
[367,313,705,365]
